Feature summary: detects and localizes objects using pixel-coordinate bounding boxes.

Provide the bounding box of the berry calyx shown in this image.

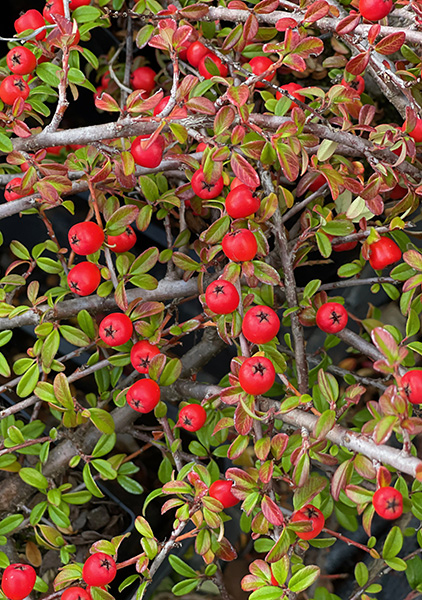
[99,313,133,346]
[5,177,25,202]
[191,168,224,199]
[43,1,65,24]
[130,340,161,374]
[126,379,161,413]
[131,135,165,168]
[368,236,402,270]
[316,302,348,334]
[242,305,280,344]
[290,505,325,540]
[68,222,104,255]
[205,280,239,314]
[209,480,239,508]
[1,564,37,600]
[67,262,101,297]
[401,370,422,405]
[222,229,257,262]
[6,47,37,76]
[178,404,207,432]
[372,486,403,520]
[238,356,276,396]
[82,553,116,587]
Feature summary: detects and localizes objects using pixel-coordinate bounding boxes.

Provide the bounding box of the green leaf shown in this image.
[72,5,102,22]
[288,565,320,593]
[59,325,90,347]
[92,433,116,458]
[172,579,198,596]
[0,133,13,153]
[0,514,24,535]
[19,467,48,491]
[249,588,284,600]
[62,491,92,505]
[16,363,39,397]
[82,463,104,498]
[383,526,403,560]
[89,408,115,434]
[117,475,144,494]
[384,556,407,571]
[159,358,182,386]
[355,562,368,587]
[168,555,197,578]
[91,459,117,480]
[36,63,61,87]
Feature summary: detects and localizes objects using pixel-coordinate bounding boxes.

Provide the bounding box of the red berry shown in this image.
[238,356,275,395]
[209,480,239,508]
[196,142,207,152]
[61,587,91,600]
[205,280,239,314]
[126,378,161,413]
[290,505,325,540]
[186,41,210,67]
[5,177,24,202]
[6,47,37,76]
[231,177,258,191]
[153,96,188,119]
[69,0,91,7]
[130,135,165,168]
[316,302,348,334]
[15,10,46,41]
[276,83,305,109]
[359,0,393,20]
[372,487,403,520]
[67,262,101,296]
[107,226,137,253]
[390,184,407,200]
[198,54,228,79]
[329,229,358,252]
[308,174,326,193]
[191,168,224,199]
[249,56,274,88]
[0,75,30,105]
[1,564,36,600]
[401,370,422,405]
[341,76,365,95]
[82,553,116,587]
[68,222,104,255]
[99,313,133,346]
[225,185,261,219]
[178,404,207,432]
[43,0,65,24]
[130,340,161,374]
[222,230,257,262]
[368,236,401,270]
[403,118,422,143]
[131,66,156,95]
[242,305,280,344]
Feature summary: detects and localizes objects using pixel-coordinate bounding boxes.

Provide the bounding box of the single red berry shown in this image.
[126,379,161,413]
[205,280,239,314]
[191,167,224,199]
[329,229,358,252]
[341,76,365,95]
[209,480,239,508]
[67,262,101,296]
[178,404,207,432]
[276,82,305,109]
[1,564,36,600]
[82,553,116,587]
[308,174,326,193]
[131,66,156,95]
[61,587,91,600]
[196,142,207,152]
[130,340,161,374]
[225,185,261,219]
[198,54,228,79]
[290,505,325,540]
[372,487,403,520]
[186,41,211,67]
[43,0,65,24]
[15,10,46,41]
[107,226,137,253]
[249,56,274,88]
[99,313,133,346]
[316,302,348,334]
[130,135,165,168]
[390,184,407,200]
[0,75,30,105]
[69,0,91,7]
[368,236,402,270]
[238,356,276,395]
[153,96,188,119]
[222,230,257,262]
[359,0,393,20]
[101,71,111,88]
[401,370,422,405]
[6,47,37,76]
[5,177,25,202]
[403,118,422,143]
[242,305,280,344]
[68,222,104,255]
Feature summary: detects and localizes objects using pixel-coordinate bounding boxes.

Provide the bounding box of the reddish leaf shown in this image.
[227,85,250,106]
[336,12,360,35]
[244,13,259,41]
[345,51,370,75]
[222,23,244,51]
[179,3,209,18]
[367,24,381,45]
[365,194,384,216]
[295,37,325,58]
[261,495,285,526]
[214,106,236,136]
[231,153,260,187]
[331,458,353,501]
[375,32,406,55]
[254,0,279,12]
[304,0,330,23]
[283,53,307,72]
[275,18,298,31]
[94,92,121,112]
[376,466,392,488]
[186,96,216,115]
[234,399,254,435]
[275,142,300,182]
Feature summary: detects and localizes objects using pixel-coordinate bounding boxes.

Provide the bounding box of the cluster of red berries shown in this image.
[67,221,136,297]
